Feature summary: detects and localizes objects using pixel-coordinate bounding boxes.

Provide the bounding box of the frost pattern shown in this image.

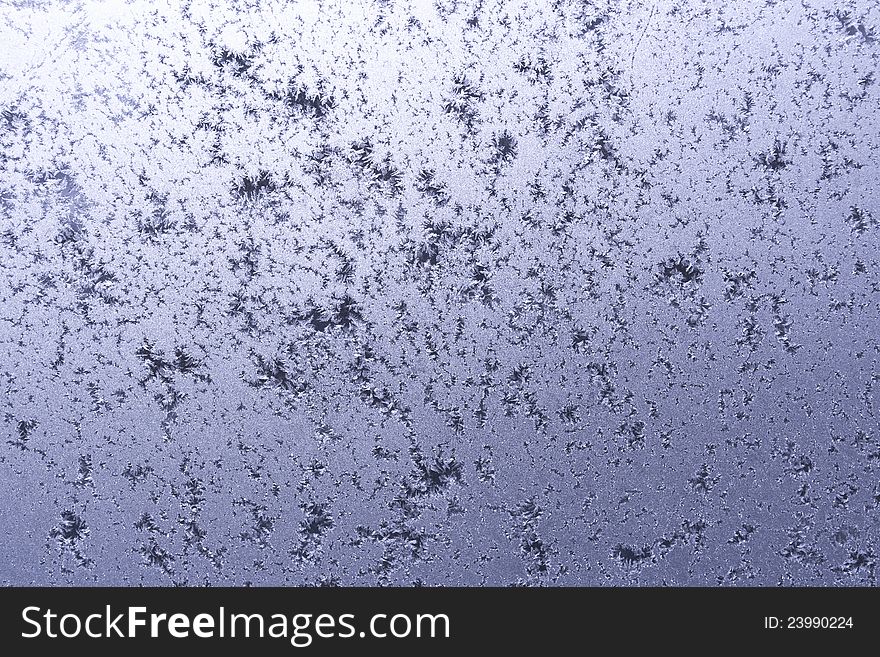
[0,0,878,585]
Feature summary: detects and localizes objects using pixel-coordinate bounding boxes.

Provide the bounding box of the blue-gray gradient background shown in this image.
[1,0,878,586]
